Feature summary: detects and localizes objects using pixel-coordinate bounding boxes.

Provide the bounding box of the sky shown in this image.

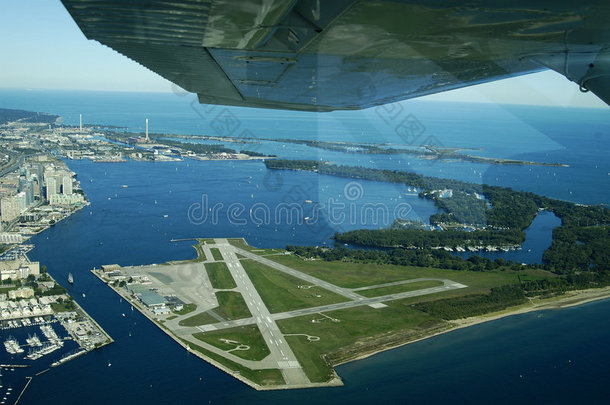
[0,0,606,109]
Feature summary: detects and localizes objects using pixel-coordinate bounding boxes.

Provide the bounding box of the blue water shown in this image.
[2,89,609,204]
[0,89,608,403]
[454,210,562,264]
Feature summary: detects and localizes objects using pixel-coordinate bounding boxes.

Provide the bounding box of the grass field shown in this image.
[181,339,285,386]
[50,301,75,312]
[228,238,256,251]
[178,311,218,327]
[193,325,270,361]
[209,247,224,261]
[205,262,237,289]
[278,303,440,382]
[267,254,554,294]
[178,292,251,326]
[193,243,207,262]
[241,259,349,313]
[357,280,444,298]
[215,291,252,320]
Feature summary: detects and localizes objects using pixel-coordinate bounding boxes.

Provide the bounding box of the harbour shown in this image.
[0,266,113,401]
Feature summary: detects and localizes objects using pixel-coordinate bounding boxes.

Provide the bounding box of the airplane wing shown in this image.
[61,1,610,111]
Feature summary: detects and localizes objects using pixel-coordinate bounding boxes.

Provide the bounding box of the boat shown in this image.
[68,273,74,284]
[26,334,42,347]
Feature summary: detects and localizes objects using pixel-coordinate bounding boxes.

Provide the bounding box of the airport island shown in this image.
[92,232,609,390]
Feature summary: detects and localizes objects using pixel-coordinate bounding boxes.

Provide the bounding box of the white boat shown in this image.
[68,273,74,284]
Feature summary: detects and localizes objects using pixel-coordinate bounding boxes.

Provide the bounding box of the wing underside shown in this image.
[61,0,610,110]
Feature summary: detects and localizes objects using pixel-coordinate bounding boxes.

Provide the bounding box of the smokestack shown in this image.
[146,118,149,142]
[79,114,82,132]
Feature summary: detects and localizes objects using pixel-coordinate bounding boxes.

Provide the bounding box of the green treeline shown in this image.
[482,186,540,229]
[286,245,524,271]
[264,159,480,193]
[0,108,58,125]
[429,191,488,226]
[542,226,610,273]
[414,270,610,320]
[334,228,524,249]
[239,150,276,157]
[413,285,526,320]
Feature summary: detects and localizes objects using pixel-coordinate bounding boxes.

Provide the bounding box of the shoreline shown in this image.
[334,286,610,368]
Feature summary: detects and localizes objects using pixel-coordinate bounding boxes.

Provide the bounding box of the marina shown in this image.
[0,266,113,400]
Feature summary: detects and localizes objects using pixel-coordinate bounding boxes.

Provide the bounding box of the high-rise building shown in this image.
[62,176,73,195]
[1,196,20,222]
[15,192,26,213]
[46,177,57,201]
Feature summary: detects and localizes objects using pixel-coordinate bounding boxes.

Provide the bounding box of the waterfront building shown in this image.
[0,260,40,281]
[8,287,34,300]
[0,232,24,243]
[1,195,20,222]
[62,176,73,195]
[46,176,57,201]
[49,193,84,206]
